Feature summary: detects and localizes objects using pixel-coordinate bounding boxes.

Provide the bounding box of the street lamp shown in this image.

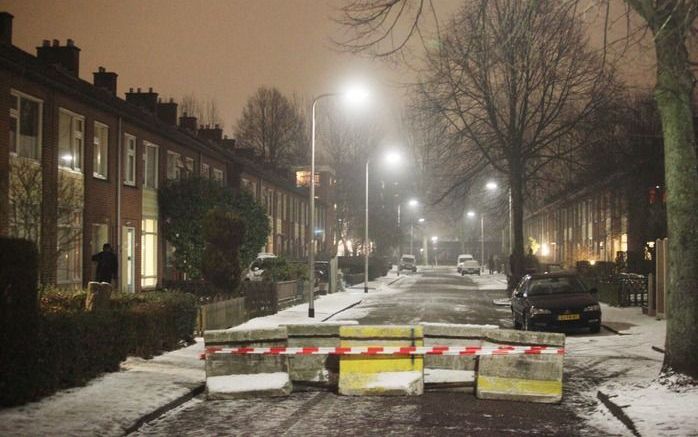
[364,150,402,293]
[308,87,368,317]
[467,210,485,273]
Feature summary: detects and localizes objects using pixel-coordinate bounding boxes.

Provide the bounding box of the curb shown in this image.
[322,300,363,322]
[601,323,631,335]
[597,390,641,437]
[124,383,205,435]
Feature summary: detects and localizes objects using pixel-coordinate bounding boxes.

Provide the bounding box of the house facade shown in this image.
[0,12,334,292]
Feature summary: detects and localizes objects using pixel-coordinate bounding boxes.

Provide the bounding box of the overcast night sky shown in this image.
[1,0,423,137]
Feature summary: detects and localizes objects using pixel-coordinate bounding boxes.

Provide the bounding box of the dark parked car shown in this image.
[510,272,601,333]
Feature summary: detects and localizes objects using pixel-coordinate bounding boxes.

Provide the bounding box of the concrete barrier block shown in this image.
[476,329,565,403]
[206,373,292,399]
[285,322,357,388]
[421,323,495,372]
[204,327,289,380]
[339,325,424,396]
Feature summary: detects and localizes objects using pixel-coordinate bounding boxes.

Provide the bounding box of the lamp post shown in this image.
[308,87,368,317]
[364,151,401,293]
[467,210,485,273]
[431,236,438,266]
[407,199,419,255]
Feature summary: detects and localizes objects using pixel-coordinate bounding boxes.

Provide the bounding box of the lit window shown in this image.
[123,134,137,186]
[141,218,158,288]
[93,122,109,179]
[144,142,158,189]
[58,109,84,172]
[10,90,42,160]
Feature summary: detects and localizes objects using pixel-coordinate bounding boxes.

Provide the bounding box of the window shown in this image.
[201,162,210,178]
[57,209,82,285]
[10,90,42,160]
[295,170,320,188]
[144,142,158,189]
[58,109,84,171]
[93,122,109,179]
[123,134,136,185]
[166,151,181,180]
[141,218,158,288]
[212,168,224,185]
[183,157,194,177]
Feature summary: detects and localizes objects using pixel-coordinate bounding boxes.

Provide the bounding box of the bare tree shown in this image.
[234,87,307,168]
[179,93,222,127]
[316,101,390,254]
[9,159,83,285]
[623,0,698,378]
[414,1,615,283]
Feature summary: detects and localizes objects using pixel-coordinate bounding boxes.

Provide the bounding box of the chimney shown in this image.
[125,87,158,113]
[93,66,118,95]
[179,113,198,132]
[0,12,13,46]
[156,98,178,126]
[221,135,236,150]
[36,38,81,76]
[198,124,223,143]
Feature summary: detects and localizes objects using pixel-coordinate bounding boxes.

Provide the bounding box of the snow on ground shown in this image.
[566,304,698,436]
[0,340,205,437]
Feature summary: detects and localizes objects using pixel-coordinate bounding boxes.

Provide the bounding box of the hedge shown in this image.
[1,289,197,407]
[338,256,389,281]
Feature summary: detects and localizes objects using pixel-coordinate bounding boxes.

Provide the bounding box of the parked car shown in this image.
[243,252,277,281]
[457,254,480,275]
[399,254,417,272]
[510,272,601,333]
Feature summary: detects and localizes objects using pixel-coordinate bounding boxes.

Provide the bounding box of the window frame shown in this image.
[93,121,109,179]
[166,150,181,181]
[143,141,159,189]
[123,133,137,186]
[10,89,43,161]
[58,108,84,173]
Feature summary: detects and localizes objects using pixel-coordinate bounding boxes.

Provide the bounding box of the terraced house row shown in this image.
[0,12,335,292]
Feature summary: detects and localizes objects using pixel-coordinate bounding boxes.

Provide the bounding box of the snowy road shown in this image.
[134,268,609,436]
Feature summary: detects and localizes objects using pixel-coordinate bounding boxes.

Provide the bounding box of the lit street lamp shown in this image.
[308,86,368,317]
[365,150,402,293]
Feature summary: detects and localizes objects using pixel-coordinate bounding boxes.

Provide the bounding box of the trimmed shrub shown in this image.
[260,257,308,282]
[0,238,39,406]
[338,256,387,281]
[1,288,197,407]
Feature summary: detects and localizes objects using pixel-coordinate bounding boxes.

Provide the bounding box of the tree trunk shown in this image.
[651,21,698,378]
[509,163,526,288]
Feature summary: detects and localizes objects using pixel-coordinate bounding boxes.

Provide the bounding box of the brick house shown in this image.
[0,12,334,291]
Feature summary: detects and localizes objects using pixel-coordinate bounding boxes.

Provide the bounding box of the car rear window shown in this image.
[527,277,587,295]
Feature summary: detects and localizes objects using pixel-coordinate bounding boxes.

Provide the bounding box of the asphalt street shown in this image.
[133,268,606,436]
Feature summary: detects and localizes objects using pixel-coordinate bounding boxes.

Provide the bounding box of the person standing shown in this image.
[92,243,118,284]
[488,255,495,275]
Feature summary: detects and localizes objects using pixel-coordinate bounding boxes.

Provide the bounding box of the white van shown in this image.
[457,254,480,275]
[399,254,417,272]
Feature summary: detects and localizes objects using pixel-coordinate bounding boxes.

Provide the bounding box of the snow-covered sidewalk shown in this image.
[567,304,698,436]
[0,276,400,437]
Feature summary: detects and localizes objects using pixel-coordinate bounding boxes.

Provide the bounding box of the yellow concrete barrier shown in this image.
[338,325,424,396]
[476,329,565,403]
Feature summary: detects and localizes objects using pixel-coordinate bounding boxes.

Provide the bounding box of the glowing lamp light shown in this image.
[343,85,370,105]
[431,236,438,243]
[467,211,476,218]
[589,260,597,266]
[61,154,73,163]
[486,181,498,190]
[418,218,425,223]
[384,151,402,165]
[541,243,550,257]
[408,199,419,207]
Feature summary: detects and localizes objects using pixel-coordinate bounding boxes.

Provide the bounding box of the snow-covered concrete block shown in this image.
[206,373,292,399]
[421,323,497,373]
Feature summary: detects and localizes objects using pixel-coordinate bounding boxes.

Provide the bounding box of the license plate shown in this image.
[558,314,580,321]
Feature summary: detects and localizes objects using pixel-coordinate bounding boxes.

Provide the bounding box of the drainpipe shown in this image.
[116,116,122,292]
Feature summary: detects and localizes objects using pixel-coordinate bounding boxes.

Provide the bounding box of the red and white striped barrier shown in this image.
[201,345,564,359]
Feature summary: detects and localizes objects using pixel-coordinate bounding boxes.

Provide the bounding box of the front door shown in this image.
[122,227,135,293]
